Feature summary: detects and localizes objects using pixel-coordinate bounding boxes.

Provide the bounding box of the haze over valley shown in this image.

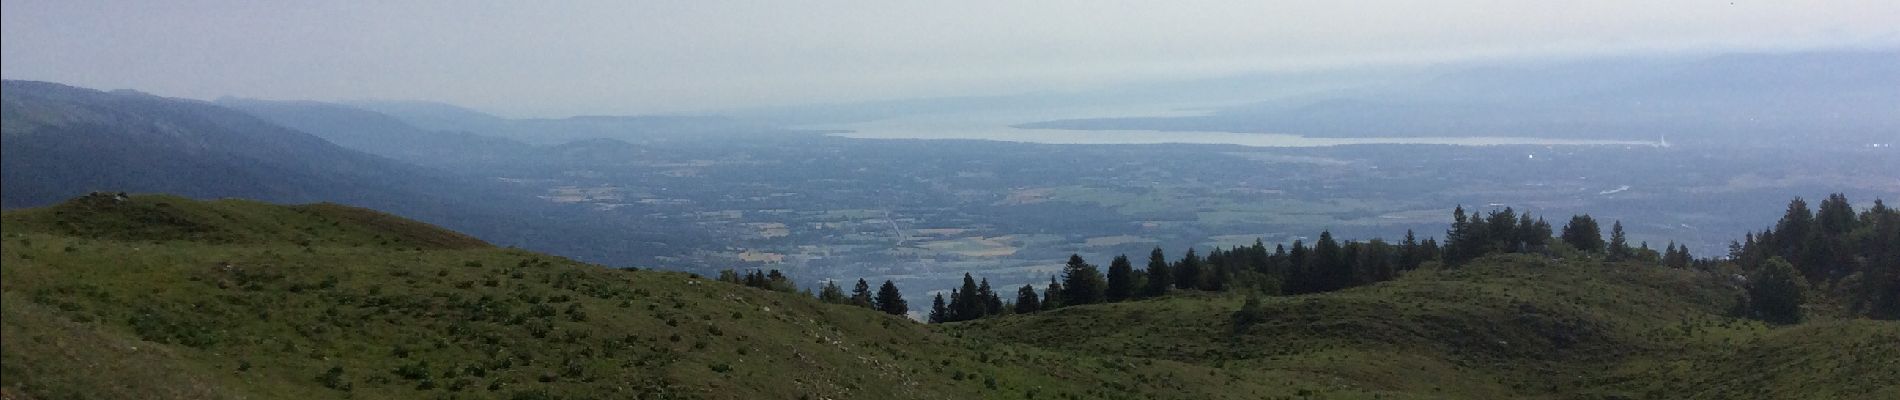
[3,2,1898,399]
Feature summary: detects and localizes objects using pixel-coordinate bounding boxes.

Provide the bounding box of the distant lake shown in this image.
[832,127,1659,147]
[822,109,1660,148]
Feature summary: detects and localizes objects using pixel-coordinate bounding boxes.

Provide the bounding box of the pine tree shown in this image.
[1447,205,1470,263]
[1462,212,1491,262]
[1363,239,1396,283]
[1561,214,1605,253]
[1860,199,1900,319]
[1105,254,1136,302]
[1286,240,1309,293]
[979,278,1003,316]
[1488,207,1518,252]
[1142,247,1171,297]
[1014,284,1041,314]
[1249,239,1271,276]
[1203,250,1230,291]
[1399,230,1422,271]
[1061,254,1107,306]
[1042,276,1064,310]
[1775,198,1815,267]
[849,278,874,309]
[1748,258,1807,325]
[954,274,982,320]
[928,294,948,323]
[1523,216,1553,250]
[1312,231,1347,291]
[1175,249,1203,290]
[817,280,847,304]
[874,280,908,316]
[765,270,794,292]
[1817,193,1858,236]
[1608,221,1631,261]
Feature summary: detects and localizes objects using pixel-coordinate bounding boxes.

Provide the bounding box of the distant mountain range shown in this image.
[1016,50,1900,146]
[1,81,446,208]
[214,98,532,168]
[345,100,808,145]
[1,80,705,266]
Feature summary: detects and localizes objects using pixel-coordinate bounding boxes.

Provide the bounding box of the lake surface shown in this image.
[832,126,1660,147]
[822,109,1661,148]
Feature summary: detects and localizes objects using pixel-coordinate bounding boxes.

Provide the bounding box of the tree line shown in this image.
[1727,194,1899,323]
[717,269,911,316]
[718,194,1894,327]
[928,206,1625,323]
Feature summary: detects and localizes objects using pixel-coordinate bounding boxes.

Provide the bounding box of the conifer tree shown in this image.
[1522,215,1553,250]
[1447,206,1470,262]
[874,280,908,316]
[1816,194,1857,236]
[1608,221,1631,261]
[817,280,847,304]
[1014,284,1041,314]
[1061,254,1107,306]
[1363,239,1396,283]
[1271,244,1290,278]
[1143,247,1172,297]
[1399,230,1422,271]
[1105,254,1136,302]
[1775,198,1814,265]
[1248,239,1271,276]
[1205,258,1230,291]
[765,270,795,292]
[1561,214,1605,253]
[850,278,874,308]
[1287,240,1309,293]
[928,294,948,323]
[954,273,982,320]
[979,278,1003,315]
[1488,207,1518,252]
[1312,231,1347,291]
[1455,212,1484,262]
[1175,249,1203,290]
[1859,199,1900,319]
[1042,276,1064,310]
[946,289,962,320]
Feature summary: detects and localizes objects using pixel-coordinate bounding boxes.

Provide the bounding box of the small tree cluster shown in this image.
[716,269,796,293]
[932,274,1004,323]
[1731,194,1899,320]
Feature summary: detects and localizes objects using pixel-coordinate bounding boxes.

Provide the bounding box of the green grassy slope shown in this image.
[5,195,1895,399]
[0,195,1276,400]
[946,254,1900,399]
[2,193,490,249]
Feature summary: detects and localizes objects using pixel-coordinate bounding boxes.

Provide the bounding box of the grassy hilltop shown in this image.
[948,255,1900,398]
[0,194,1265,399]
[3,194,1896,399]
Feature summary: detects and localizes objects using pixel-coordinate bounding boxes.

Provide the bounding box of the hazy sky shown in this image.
[5,1,1897,117]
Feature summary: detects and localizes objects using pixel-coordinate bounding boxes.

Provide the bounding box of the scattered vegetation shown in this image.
[3,193,1895,399]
